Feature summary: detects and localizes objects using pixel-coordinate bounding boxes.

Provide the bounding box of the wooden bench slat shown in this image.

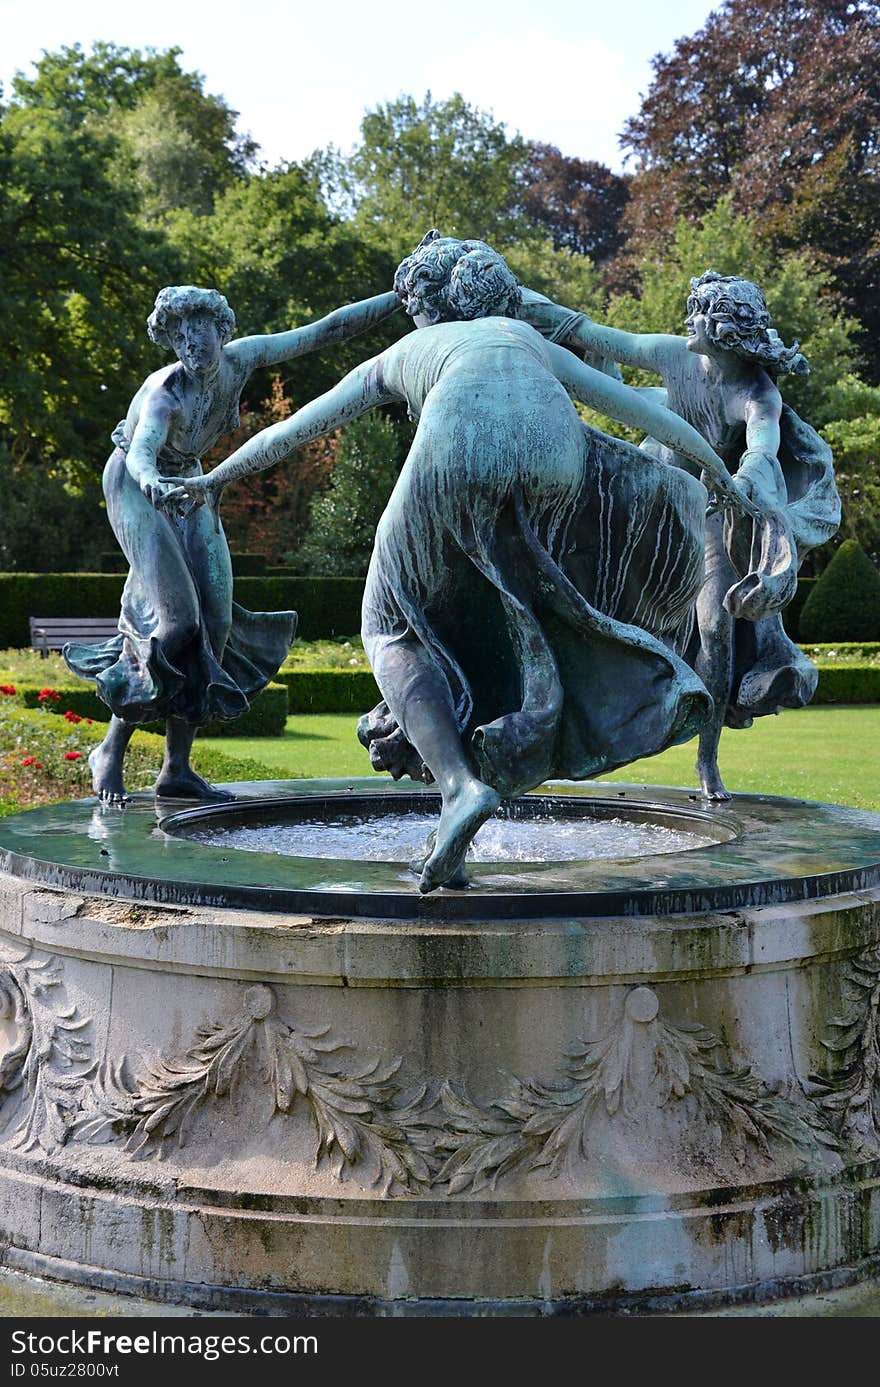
[29,616,120,657]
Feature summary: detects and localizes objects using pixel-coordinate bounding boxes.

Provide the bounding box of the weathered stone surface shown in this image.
[0,781,878,1312]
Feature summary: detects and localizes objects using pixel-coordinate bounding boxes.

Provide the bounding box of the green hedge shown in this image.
[0,573,366,647]
[197,683,288,737]
[812,663,880,704]
[6,681,288,736]
[274,667,381,713]
[100,551,268,576]
[801,642,880,659]
[231,553,267,576]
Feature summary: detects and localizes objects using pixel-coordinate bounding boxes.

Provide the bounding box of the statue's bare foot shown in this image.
[697,763,732,802]
[154,767,235,801]
[88,743,129,806]
[410,831,470,889]
[420,781,500,893]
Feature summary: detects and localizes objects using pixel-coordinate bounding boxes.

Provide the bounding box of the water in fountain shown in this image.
[189,812,713,864]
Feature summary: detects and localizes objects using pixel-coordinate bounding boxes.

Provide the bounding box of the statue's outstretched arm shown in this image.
[186,355,394,502]
[229,292,401,371]
[518,287,680,373]
[546,342,757,515]
[563,320,681,374]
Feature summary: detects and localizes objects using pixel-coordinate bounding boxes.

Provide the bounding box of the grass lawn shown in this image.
[199,704,880,810]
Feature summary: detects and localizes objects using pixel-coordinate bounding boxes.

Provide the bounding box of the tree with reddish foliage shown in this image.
[521,145,630,265]
[202,376,338,564]
[619,1,880,374]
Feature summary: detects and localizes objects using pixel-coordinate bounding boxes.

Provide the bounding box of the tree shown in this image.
[0,443,110,571]
[521,146,630,265]
[324,93,531,264]
[11,43,256,219]
[619,1,880,374]
[297,414,406,575]
[0,101,175,477]
[820,385,880,563]
[203,378,337,564]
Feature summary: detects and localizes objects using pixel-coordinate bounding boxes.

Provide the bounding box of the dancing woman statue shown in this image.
[176,243,758,890]
[64,284,399,802]
[560,271,840,797]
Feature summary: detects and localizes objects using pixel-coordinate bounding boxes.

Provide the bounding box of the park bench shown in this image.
[29,616,120,658]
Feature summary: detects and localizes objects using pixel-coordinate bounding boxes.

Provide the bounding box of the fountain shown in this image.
[0,244,874,1315]
[1,776,879,1314]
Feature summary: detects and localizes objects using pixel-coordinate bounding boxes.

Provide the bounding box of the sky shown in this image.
[0,0,718,169]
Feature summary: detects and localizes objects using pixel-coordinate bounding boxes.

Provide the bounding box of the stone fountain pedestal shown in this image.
[0,778,878,1315]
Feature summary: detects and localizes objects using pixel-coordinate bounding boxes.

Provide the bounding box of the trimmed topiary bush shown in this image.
[785,578,815,640]
[799,541,880,642]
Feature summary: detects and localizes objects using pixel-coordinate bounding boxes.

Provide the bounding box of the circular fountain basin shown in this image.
[0,778,879,1315]
[0,776,877,919]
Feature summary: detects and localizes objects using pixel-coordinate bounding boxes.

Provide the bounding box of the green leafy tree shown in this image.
[11,42,256,219]
[0,444,110,571]
[821,403,880,563]
[324,93,532,264]
[0,101,174,477]
[297,415,405,575]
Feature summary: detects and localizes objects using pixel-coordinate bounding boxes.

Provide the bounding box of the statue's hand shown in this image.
[708,472,763,523]
[166,473,224,526]
[736,448,787,508]
[140,472,188,511]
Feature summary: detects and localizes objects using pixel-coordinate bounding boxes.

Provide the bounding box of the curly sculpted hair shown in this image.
[394,230,522,325]
[147,286,236,353]
[687,271,808,377]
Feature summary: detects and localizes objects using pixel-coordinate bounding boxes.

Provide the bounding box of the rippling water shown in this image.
[189,813,712,864]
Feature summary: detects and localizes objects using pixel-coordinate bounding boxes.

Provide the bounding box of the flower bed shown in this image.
[0,702,278,817]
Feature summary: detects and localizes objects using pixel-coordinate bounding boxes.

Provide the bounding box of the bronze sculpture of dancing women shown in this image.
[174,240,761,889]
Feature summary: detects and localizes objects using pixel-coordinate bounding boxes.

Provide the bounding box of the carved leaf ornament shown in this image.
[2,954,875,1196]
[0,954,91,1152]
[812,947,880,1155]
[74,985,438,1195]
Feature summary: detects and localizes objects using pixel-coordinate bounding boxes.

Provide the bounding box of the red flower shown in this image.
[0,685,15,696]
[64,710,82,723]
[63,751,83,761]
[38,688,61,703]
[21,756,37,766]
[85,718,93,725]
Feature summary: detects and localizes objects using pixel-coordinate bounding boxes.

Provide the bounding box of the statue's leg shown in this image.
[154,718,235,801]
[372,636,500,893]
[694,516,736,801]
[88,716,136,805]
